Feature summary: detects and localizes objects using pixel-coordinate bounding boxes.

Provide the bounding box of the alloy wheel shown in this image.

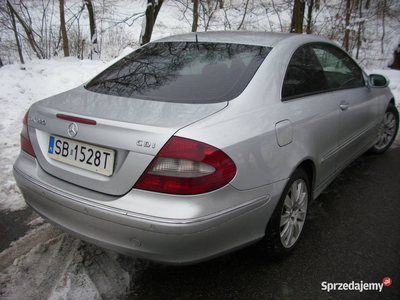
[375,111,397,150]
[280,179,308,248]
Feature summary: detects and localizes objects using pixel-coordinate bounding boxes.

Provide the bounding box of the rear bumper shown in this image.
[13,152,285,265]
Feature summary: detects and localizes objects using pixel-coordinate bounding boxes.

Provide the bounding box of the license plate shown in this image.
[48,135,115,176]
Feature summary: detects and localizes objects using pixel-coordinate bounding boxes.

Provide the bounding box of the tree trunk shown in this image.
[192,0,199,32]
[140,0,164,45]
[290,0,305,33]
[306,0,314,34]
[389,45,400,70]
[343,0,352,52]
[355,0,363,59]
[59,0,69,57]
[7,1,25,68]
[85,0,98,58]
[380,0,387,55]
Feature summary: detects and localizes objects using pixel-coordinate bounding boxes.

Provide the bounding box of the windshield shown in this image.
[85,42,270,103]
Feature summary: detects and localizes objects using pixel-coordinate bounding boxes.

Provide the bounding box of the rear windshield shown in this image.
[85,42,270,103]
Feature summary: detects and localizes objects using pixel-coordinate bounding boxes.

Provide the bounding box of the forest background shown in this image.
[0,0,399,70]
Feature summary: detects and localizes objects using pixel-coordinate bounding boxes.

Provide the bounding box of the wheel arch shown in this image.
[296,159,316,202]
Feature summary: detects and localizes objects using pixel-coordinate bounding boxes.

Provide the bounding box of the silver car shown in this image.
[13,32,399,264]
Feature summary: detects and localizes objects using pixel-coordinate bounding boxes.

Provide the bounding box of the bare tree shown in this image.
[355,0,364,59]
[378,0,387,54]
[173,0,233,32]
[59,0,69,57]
[84,0,98,58]
[140,0,164,45]
[264,0,285,32]
[0,0,398,68]
[6,0,44,59]
[291,0,306,33]
[237,0,250,30]
[192,0,199,32]
[68,4,86,59]
[201,0,220,31]
[7,0,25,68]
[343,0,352,51]
[306,0,315,34]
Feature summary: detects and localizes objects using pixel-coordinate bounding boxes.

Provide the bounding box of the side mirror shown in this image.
[369,74,389,87]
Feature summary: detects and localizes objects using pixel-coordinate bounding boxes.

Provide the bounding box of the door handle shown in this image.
[340,101,350,111]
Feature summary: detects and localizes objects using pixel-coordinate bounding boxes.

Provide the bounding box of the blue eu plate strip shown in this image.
[48,136,55,154]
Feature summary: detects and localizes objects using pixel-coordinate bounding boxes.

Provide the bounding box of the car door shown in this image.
[281,45,339,189]
[311,44,379,169]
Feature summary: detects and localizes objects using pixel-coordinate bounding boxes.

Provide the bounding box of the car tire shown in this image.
[369,104,399,154]
[262,168,310,261]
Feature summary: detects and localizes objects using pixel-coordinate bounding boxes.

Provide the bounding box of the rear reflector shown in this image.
[134,137,236,195]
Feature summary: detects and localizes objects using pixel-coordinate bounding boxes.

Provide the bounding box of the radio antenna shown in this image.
[195,34,199,50]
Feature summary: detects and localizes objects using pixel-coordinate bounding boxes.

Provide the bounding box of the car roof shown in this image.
[153,31,332,48]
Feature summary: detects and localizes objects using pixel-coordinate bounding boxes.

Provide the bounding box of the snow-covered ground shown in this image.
[0,55,139,299]
[0,55,399,299]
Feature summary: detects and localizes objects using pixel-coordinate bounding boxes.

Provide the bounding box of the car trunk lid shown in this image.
[27,87,227,196]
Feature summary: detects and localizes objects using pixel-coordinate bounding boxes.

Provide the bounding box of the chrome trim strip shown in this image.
[14,166,270,225]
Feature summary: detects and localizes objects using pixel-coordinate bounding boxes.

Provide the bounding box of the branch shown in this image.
[237,0,250,30]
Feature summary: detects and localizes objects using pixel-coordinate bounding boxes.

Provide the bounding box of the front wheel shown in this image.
[262,168,310,261]
[369,104,399,154]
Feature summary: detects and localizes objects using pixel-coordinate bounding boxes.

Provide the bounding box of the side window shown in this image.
[282,45,328,99]
[311,44,364,89]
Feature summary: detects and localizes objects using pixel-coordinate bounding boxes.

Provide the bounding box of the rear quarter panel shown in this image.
[176,42,341,192]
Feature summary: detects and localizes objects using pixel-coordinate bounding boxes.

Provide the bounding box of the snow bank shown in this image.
[0,58,107,211]
[0,218,131,299]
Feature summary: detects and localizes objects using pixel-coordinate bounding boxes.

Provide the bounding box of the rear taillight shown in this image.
[134,137,236,195]
[21,110,36,157]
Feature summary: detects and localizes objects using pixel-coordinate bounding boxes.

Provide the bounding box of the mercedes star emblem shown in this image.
[68,122,79,137]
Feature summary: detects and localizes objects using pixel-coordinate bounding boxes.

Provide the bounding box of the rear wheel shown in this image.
[263,168,310,261]
[370,104,399,154]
